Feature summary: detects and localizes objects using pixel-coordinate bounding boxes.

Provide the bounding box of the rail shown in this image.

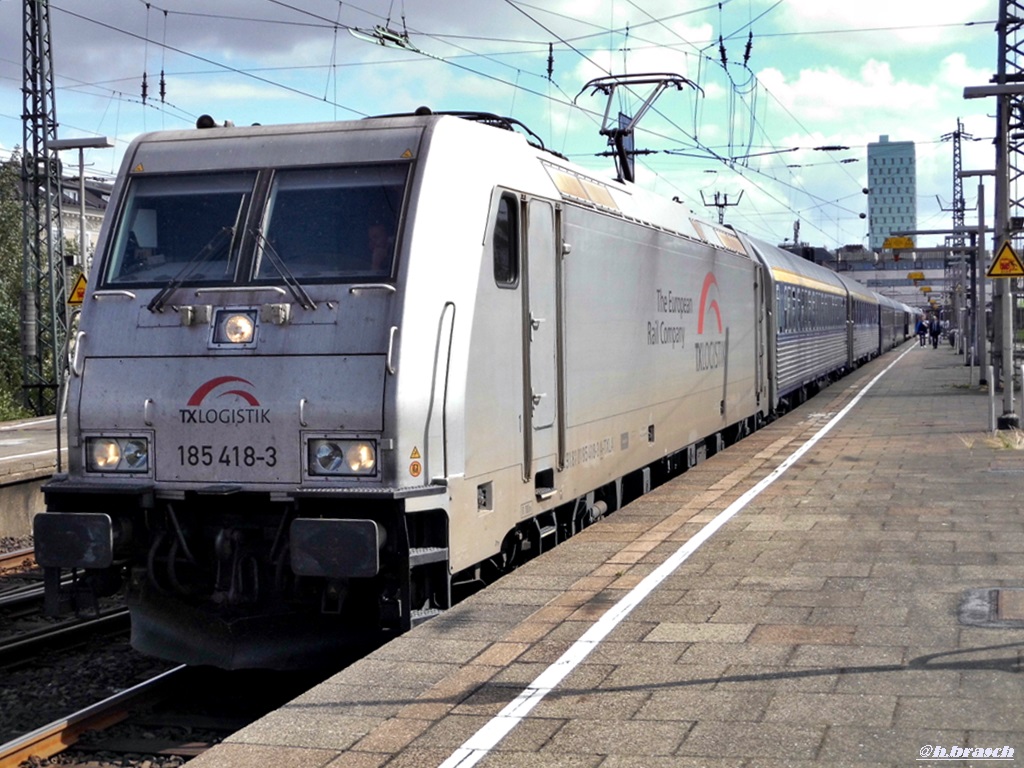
[0,664,185,768]
[0,548,34,573]
[0,608,130,667]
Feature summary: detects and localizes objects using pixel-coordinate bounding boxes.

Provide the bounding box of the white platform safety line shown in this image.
[0,448,59,463]
[438,344,917,768]
[0,417,55,431]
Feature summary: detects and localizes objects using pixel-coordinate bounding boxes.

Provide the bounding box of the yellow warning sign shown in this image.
[987,242,1024,278]
[68,273,87,305]
[883,235,914,250]
[410,447,421,459]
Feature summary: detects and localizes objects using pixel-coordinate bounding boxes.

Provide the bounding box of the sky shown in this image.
[0,0,1001,250]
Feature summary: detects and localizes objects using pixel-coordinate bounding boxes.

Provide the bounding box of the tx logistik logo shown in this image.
[180,375,270,425]
[695,272,726,372]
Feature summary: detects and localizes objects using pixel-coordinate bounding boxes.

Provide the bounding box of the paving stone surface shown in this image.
[188,343,1024,768]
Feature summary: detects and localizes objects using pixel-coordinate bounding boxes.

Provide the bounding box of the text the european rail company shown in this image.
[647,288,691,350]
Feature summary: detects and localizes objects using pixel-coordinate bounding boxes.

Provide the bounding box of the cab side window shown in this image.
[493,193,519,287]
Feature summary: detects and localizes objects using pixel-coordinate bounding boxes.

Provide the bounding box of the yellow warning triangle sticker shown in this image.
[410,447,421,459]
[987,242,1024,278]
[68,273,88,305]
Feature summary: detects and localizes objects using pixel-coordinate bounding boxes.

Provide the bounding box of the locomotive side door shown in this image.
[522,197,561,491]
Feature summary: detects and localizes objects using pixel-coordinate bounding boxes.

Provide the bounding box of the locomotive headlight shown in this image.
[211,308,258,347]
[122,439,149,470]
[86,436,150,473]
[346,442,376,473]
[313,441,345,473]
[224,313,255,343]
[89,438,121,469]
[308,438,377,476]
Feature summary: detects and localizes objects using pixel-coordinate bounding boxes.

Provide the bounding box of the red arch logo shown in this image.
[186,376,260,407]
[697,272,723,334]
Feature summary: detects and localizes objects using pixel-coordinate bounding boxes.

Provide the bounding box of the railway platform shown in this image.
[0,417,60,537]
[176,341,1024,766]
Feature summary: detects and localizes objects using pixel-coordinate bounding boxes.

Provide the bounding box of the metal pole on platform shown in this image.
[989,365,997,432]
[958,172,993,383]
[977,182,988,379]
[959,307,965,360]
[964,83,1022,428]
[996,91,1017,428]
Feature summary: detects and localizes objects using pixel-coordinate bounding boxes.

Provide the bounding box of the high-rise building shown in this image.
[867,135,916,251]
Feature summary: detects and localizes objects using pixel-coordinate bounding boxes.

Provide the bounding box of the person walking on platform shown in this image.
[916,318,928,346]
[929,315,941,349]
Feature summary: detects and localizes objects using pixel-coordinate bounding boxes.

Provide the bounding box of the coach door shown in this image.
[754,261,771,413]
[522,198,561,492]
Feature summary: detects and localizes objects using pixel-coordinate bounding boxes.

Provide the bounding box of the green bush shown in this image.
[0,154,27,414]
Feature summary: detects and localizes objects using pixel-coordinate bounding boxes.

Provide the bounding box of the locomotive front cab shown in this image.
[36,120,453,669]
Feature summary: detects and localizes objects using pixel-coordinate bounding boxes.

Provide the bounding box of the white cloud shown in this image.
[770,0,993,48]
[0,0,1002,248]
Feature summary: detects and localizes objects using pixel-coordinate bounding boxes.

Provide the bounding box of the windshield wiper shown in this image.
[147,226,236,313]
[250,229,317,311]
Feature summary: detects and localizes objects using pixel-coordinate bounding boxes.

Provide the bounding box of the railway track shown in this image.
[0,548,34,575]
[0,548,44,610]
[1,663,335,767]
[0,544,125,664]
[0,608,130,668]
[0,545,360,766]
[0,593,174,761]
[0,665,187,768]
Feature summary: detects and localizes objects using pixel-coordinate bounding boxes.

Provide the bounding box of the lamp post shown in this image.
[46,136,111,473]
[49,136,111,268]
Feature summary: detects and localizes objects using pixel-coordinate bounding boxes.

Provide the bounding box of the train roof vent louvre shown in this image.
[544,164,620,212]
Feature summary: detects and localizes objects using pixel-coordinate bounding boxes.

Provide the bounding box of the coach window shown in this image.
[780,286,789,332]
[493,192,519,286]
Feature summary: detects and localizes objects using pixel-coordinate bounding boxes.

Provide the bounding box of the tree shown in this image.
[0,153,31,421]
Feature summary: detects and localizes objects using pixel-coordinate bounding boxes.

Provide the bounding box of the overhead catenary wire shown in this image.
[13,2,995,247]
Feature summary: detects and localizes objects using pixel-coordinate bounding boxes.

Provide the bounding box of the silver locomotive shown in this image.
[35,110,914,668]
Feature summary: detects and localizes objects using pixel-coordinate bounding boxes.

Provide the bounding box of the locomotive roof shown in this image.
[120,110,820,270]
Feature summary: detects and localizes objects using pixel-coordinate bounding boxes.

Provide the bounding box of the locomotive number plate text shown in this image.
[176,444,278,468]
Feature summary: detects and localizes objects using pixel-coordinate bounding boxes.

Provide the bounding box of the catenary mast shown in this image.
[21,0,67,415]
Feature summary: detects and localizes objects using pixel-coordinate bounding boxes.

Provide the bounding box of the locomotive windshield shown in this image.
[105,173,255,285]
[102,163,407,286]
[256,165,405,280]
